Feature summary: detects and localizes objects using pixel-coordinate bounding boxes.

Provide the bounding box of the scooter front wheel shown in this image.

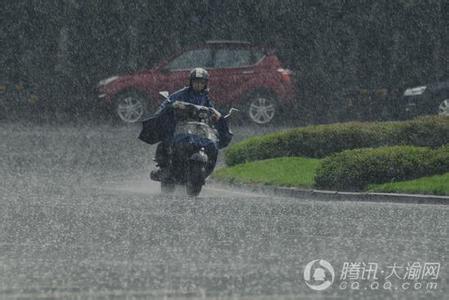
[186,162,204,197]
[161,181,175,194]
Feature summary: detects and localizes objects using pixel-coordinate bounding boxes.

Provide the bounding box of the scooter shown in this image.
[140,92,237,196]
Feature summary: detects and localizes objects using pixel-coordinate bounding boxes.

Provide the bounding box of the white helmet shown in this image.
[189,67,209,85]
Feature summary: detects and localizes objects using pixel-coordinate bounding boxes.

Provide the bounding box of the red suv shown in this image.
[97,41,296,124]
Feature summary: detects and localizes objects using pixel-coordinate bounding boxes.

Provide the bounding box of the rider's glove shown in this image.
[210,107,222,122]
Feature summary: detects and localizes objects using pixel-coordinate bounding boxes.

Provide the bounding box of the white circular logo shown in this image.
[304,259,335,291]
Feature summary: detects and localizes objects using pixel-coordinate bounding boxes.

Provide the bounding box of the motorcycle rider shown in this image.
[150,67,222,181]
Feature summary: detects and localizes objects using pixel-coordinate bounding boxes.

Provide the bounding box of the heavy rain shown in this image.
[1,1,448,299]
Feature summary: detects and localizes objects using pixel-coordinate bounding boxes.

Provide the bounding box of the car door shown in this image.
[159,48,213,94]
[208,48,255,106]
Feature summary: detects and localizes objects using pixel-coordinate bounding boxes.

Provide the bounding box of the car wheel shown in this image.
[115,92,147,123]
[438,99,449,116]
[247,92,278,125]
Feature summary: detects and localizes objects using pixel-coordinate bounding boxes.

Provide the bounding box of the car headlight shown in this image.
[97,76,119,87]
[403,86,427,96]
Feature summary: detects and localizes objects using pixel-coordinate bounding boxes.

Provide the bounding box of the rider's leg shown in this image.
[151,141,171,181]
[154,141,170,167]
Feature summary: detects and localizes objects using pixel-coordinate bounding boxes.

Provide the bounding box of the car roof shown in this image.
[204,40,273,53]
[205,40,252,46]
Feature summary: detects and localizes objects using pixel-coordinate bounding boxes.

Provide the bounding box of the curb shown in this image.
[208,179,449,205]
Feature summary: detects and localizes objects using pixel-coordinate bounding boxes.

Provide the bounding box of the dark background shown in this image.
[1,0,449,123]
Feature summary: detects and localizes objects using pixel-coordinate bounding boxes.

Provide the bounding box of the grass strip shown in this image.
[213,157,320,188]
[214,155,449,196]
[368,172,449,196]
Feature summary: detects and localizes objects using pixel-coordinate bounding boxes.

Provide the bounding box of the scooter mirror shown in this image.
[159,91,169,99]
[224,107,240,120]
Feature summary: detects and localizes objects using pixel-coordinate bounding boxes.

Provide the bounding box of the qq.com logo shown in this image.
[304,259,335,291]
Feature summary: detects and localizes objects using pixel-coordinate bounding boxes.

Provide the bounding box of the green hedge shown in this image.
[314,145,449,191]
[225,116,449,166]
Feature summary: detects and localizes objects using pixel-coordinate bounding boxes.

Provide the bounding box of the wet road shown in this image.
[1,177,448,299]
[0,123,448,299]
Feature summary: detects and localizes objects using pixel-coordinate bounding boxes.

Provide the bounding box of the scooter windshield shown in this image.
[175,121,219,143]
